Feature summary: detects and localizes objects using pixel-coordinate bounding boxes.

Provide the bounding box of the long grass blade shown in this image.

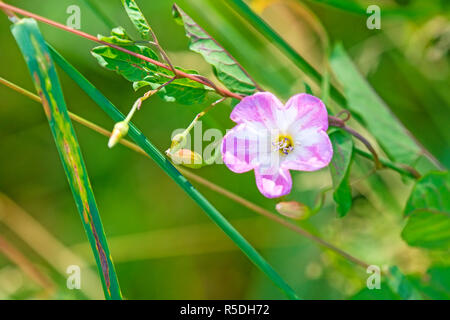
[11,18,122,300]
[224,0,347,106]
[48,44,300,300]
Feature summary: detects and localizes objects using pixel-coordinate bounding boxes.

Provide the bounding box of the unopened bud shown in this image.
[167,149,203,169]
[275,201,311,220]
[167,133,187,154]
[108,121,129,148]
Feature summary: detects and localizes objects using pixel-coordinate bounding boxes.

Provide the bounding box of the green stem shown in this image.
[354,148,420,179]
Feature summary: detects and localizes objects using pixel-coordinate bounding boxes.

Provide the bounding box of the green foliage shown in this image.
[91,28,208,105]
[401,171,450,249]
[330,44,424,166]
[11,18,122,299]
[172,4,257,95]
[329,130,353,217]
[121,0,151,39]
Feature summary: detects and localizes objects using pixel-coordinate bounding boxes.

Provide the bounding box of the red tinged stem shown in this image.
[0,1,243,100]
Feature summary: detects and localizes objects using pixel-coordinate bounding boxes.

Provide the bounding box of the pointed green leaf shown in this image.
[121,0,151,39]
[92,29,209,105]
[92,29,161,82]
[11,18,122,299]
[329,130,353,217]
[172,4,257,95]
[401,171,450,249]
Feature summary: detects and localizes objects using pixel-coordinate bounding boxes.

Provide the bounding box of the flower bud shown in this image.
[167,149,203,169]
[167,133,187,154]
[275,201,311,220]
[108,121,129,148]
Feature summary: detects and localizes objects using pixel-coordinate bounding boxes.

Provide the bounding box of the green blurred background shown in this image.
[0,0,449,299]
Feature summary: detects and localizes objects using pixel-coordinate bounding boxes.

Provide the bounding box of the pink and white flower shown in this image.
[221,92,333,198]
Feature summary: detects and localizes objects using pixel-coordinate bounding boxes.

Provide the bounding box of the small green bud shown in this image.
[167,149,203,169]
[108,121,129,148]
[167,133,187,154]
[275,201,311,220]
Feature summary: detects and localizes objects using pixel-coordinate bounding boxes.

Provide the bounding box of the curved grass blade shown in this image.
[11,18,122,300]
[172,3,260,95]
[48,45,300,300]
[224,0,346,105]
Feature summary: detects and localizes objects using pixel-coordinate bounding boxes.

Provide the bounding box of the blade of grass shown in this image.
[81,0,115,29]
[224,0,347,107]
[11,18,122,300]
[48,46,300,300]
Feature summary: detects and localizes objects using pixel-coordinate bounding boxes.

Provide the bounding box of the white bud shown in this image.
[108,121,129,148]
[167,149,203,169]
[275,201,311,220]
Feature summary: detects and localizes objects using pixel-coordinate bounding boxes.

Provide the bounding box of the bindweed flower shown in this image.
[221,92,333,198]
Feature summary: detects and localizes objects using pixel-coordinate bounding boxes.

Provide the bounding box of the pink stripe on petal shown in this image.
[282,130,333,171]
[285,93,328,132]
[254,167,292,198]
[221,123,262,173]
[230,92,283,129]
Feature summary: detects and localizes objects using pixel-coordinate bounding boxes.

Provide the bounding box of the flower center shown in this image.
[273,135,294,155]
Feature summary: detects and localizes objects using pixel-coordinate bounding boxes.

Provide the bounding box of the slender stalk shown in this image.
[354,148,421,179]
[0,234,55,294]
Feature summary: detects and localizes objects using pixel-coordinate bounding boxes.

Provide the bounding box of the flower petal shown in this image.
[285,93,328,132]
[230,92,283,129]
[221,123,270,173]
[282,128,333,171]
[255,166,292,198]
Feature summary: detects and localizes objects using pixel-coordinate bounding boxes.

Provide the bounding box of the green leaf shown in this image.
[172,4,257,95]
[92,30,161,82]
[329,130,353,217]
[401,171,450,249]
[387,266,423,300]
[12,18,122,300]
[92,29,209,105]
[330,44,424,166]
[50,45,300,300]
[121,0,151,39]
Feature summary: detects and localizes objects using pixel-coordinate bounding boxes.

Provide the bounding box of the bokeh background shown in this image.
[0,0,449,299]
